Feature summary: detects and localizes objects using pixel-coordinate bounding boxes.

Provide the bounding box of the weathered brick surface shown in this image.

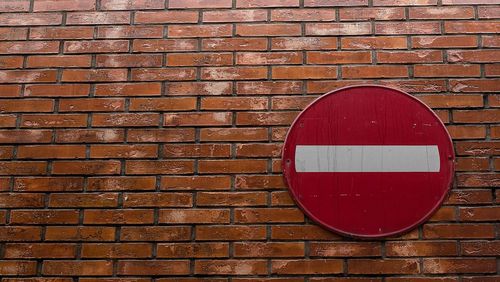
[0,0,498,280]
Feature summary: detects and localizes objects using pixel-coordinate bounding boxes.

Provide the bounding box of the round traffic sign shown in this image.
[282,85,455,238]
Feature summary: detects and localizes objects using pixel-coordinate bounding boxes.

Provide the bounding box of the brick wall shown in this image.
[0,0,499,280]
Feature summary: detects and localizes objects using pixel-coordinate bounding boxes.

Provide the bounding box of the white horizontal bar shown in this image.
[295,145,440,172]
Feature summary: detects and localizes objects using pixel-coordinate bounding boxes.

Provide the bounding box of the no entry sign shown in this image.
[282,85,455,238]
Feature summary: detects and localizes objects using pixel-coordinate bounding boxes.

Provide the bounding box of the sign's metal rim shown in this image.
[281,84,456,239]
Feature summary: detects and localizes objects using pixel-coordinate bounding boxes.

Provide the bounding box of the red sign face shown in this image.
[282,85,455,238]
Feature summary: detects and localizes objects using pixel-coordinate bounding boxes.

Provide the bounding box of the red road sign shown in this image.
[282,85,455,238]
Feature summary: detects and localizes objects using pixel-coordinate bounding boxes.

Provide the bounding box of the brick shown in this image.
[273,66,337,79]
[92,113,159,127]
[4,243,76,258]
[59,98,125,112]
[0,13,62,26]
[340,7,404,20]
[237,0,300,8]
[204,10,267,22]
[96,53,162,68]
[52,160,120,175]
[42,261,113,276]
[62,69,128,82]
[197,192,267,206]
[272,225,341,240]
[21,114,87,128]
[158,243,229,258]
[0,193,44,208]
[18,145,86,159]
[167,53,233,66]
[0,129,52,144]
[235,175,286,190]
[117,260,190,275]
[84,209,154,224]
[202,67,267,80]
[374,0,436,5]
[0,27,27,40]
[161,176,231,191]
[237,81,303,95]
[25,84,90,97]
[271,96,317,110]
[410,7,474,19]
[45,226,116,241]
[343,65,407,78]
[87,176,156,191]
[97,26,163,39]
[30,27,94,39]
[101,0,164,10]
[236,143,282,157]
[235,208,303,223]
[169,24,232,38]
[0,227,41,241]
[447,125,486,139]
[201,97,268,110]
[0,41,60,54]
[196,226,266,240]
[0,161,47,175]
[159,209,229,224]
[306,23,371,35]
[165,112,232,126]
[10,210,79,224]
[310,242,382,257]
[485,64,500,77]
[126,160,194,175]
[445,21,500,33]
[482,35,500,47]
[463,277,500,282]
[195,260,267,275]
[131,68,196,81]
[66,12,130,25]
[163,144,231,158]
[272,259,343,275]
[479,6,500,18]
[453,110,500,123]
[56,129,125,143]
[348,259,419,274]
[235,242,304,258]
[386,241,458,257]
[90,144,157,159]
[415,64,480,78]
[237,52,301,65]
[0,70,57,83]
[203,38,268,51]
[120,226,191,241]
[14,177,84,192]
[34,0,95,12]
[133,39,198,52]
[0,261,37,276]
[0,115,17,128]
[448,50,500,63]
[0,56,23,68]
[167,81,232,95]
[64,40,129,53]
[272,9,336,21]
[127,128,195,143]
[237,24,301,36]
[27,55,92,68]
[49,193,119,208]
[170,0,232,8]
[418,94,483,108]
[95,83,161,96]
[0,99,53,113]
[449,79,500,92]
[0,146,13,158]
[135,11,198,24]
[412,35,477,49]
[307,51,371,64]
[455,141,500,156]
[199,159,267,173]
[461,241,500,256]
[82,243,152,258]
[123,193,192,207]
[377,50,443,63]
[272,37,338,50]
[459,206,500,221]
[342,36,407,49]
[446,189,492,204]
[423,258,496,274]
[376,22,440,34]
[424,224,495,239]
[0,0,29,12]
